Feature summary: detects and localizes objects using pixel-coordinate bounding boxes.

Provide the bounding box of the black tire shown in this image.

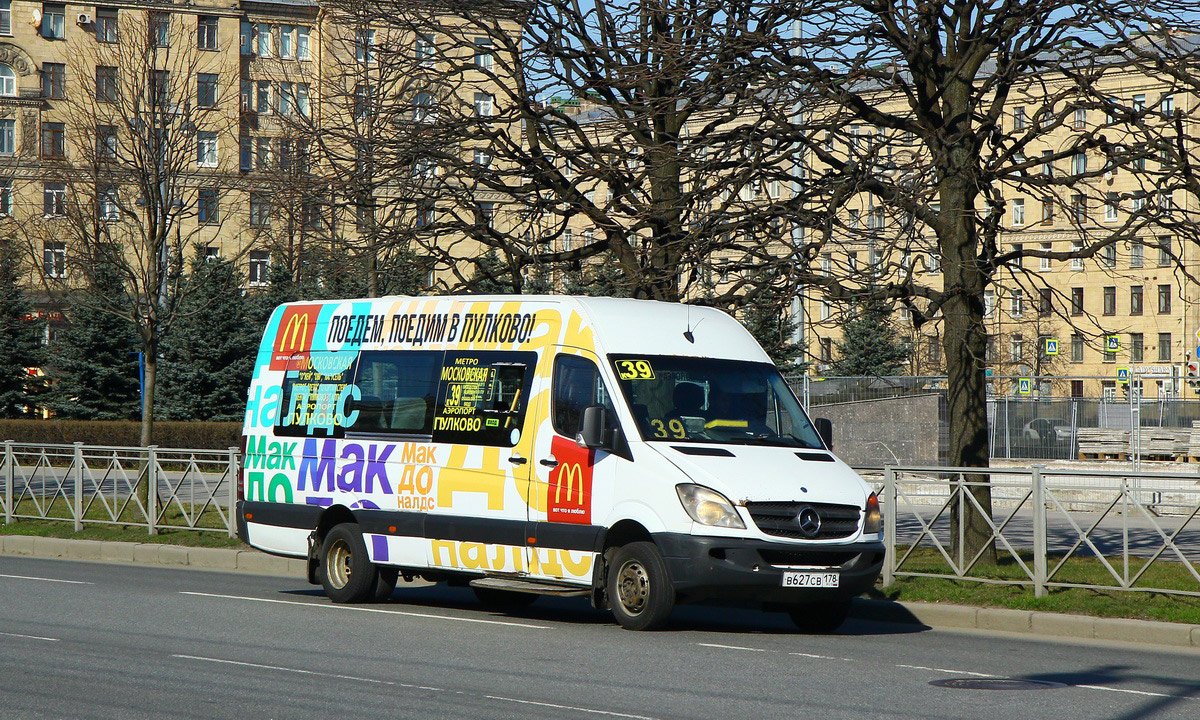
[787,600,851,634]
[472,586,538,610]
[319,523,377,603]
[372,567,399,602]
[607,541,675,630]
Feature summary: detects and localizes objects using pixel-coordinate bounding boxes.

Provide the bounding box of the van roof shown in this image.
[275,294,771,363]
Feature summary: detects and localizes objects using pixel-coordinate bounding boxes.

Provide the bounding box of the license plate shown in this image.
[782,571,839,588]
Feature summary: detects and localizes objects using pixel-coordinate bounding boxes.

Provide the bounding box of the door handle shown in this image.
[539,458,559,468]
[508,455,528,466]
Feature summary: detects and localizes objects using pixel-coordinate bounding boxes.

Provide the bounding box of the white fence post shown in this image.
[883,466,897,587]
[1031,464,1047,598]
[147,445,158,536]
[227,446,238,538]
[73,442,83,532]
[3,440,12,525]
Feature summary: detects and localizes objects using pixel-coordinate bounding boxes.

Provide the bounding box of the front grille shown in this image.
[758,549,859,567]
[745,501,861,540]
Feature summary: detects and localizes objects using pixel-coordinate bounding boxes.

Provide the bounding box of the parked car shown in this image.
[1021,418,1071,444]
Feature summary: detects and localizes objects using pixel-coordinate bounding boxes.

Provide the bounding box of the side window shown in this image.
[349,351,442,435]
[275,351,359,438]
[432,351,536,447]
[552,354,615,437]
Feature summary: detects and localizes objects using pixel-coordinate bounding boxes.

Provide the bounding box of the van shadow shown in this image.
[279,583,924,636]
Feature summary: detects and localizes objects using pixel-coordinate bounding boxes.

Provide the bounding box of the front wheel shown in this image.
[787,599,851,634]
[607,542,675,630]
[319,523,377,603]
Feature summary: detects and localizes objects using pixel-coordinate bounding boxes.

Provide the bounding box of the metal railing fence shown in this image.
[2,441,238,536]
[858,464,1200,598]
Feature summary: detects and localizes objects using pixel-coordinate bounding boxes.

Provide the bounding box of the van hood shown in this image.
[647,443,870,507]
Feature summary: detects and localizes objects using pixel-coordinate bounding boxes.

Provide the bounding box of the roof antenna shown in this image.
[683,303,701,343]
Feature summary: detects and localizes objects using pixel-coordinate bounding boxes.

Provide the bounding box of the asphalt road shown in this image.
[1,556,1198,719]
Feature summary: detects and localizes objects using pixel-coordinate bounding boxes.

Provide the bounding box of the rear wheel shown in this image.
[787,600,851,634]
[472,587,538,610]
[319,523,377,603]
[607,542,675,630]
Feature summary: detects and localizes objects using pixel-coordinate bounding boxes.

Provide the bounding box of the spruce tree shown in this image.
[563,262,629,297]
[465,250,515,293]
[830,300,912,376]
[158,252,259,421]
[741,299,807,375]
[45,262,141,420]
[0,237,46,417]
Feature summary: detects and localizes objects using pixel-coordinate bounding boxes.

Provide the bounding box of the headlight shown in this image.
[676,484,745,529]
[864,492,882,535]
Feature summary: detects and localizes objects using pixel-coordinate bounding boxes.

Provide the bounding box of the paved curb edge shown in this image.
[3,535,1197,649]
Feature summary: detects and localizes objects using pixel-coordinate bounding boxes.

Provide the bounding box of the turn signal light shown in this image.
[864,493,882,535]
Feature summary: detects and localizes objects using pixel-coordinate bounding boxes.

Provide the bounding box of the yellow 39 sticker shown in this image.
[615,359,655,380]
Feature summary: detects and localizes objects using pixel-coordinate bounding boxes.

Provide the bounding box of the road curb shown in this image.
[851,597,1200,649]
[0,534,304,577]
[3,534,1196,648]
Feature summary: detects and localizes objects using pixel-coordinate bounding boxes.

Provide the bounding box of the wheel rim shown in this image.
[327,538,353,589]
[615,559,650,616]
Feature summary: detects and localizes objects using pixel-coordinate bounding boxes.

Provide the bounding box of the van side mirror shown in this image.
[815,417,833,450]
[577,405,609,449]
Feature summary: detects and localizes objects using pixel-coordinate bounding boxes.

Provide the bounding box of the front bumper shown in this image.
[653,532,884,605]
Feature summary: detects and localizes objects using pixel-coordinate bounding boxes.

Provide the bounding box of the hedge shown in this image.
[0,420,242,450]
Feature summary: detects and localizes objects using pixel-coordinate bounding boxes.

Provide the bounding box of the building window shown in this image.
[355,29,375,63]
[983,289,995,318]
[928,337,941,365]
[1070,287,1084,315]
[1041,150,1053,176]
[196,131,218,167]
[1102,286,1115,315]
[98,186,119,221]
[1071,152,1087,175]
[150,12,169,47]
[96,124,117,159]
[197,73,218,108]
[1130,239,1143,268]
[1071,194,1086,222]
[0,179,11,215]
[1133,93,1146,111]
[474,38,493,69]
[474,92,494,118]
[1011,243,1023,268]
[1158,284,1171,314]
[0,118,12,155]
[95,65,117,102]
[41,122,64,158]
[240,21,253,56]
[1104,192,1118,221]
[1011,198,1024,226]
[150,69,170,107]
[1101,243,1116,267]
[296,26,310,60]
[819,337,832,364]
[204,245,220,261]
[0,63,13,96]
[239,137,252,171]
[43,183,65,216]
[416,34,435,65]
[43,241,66,277]
[1158,333,1171,362]
[1010,335,1023,363]
[41,4,65,39]
[1039,242,1051,270]
[1162,94,1175,117]
[249,193,271,227]
[1131,333,1144,363]
[1010,289,1023,317]
[247,250,269,285]
[1013,106,1026,130]
[197,188,219,224]
[1130,285,1143,316]
[256,23,272,57]
[1073,107,1086,129]
[41,62,64,99]
[196,15,219,50]
[0,1,10,36]
[256,80,270,114]
[1070,240,1083,269]
[254,137,271,169]
[1038,288,1052,317]
[95,7,117,43]
[1157,235,1172,266]
[1070,334,1084,363]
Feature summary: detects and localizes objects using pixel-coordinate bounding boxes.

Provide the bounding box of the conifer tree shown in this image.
[158,251,258,421]
[0,237,46,417]
[830,301,912,376]
[465,250,516,293]
[741,300,806,375]
[44,261,141,419]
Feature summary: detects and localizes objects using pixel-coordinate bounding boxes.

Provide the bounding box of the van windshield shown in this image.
[608,355,824,449]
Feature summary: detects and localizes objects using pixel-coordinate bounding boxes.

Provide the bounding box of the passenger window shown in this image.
[349,351,442,435]
[275,351,359,438]
[432,351,537,447]
[552,354,615,437]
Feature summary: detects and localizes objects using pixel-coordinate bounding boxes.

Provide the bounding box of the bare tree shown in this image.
[26,10,244,447]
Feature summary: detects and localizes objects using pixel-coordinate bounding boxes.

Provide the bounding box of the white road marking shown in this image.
[179,591,550,629]
[0,631,59,642]
[0,573,91,585]
[175,654,662,718]
[484,695,661,720]
[696,642,766,652]
[789,652,849,661]
[1076,684,1200,701]
[896,664,998,678]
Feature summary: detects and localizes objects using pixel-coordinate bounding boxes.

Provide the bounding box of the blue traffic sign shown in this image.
[1018,378,1032,395]
[1116,367,1130,383]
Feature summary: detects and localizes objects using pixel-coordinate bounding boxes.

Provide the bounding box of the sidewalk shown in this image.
[2,534,1198,649]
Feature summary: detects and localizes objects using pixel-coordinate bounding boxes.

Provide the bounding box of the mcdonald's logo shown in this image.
[269,305,321,370]
[554,463,586,505]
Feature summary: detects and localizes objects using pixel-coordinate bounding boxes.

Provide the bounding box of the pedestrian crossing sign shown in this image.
[1116,367,1130,384]
[1044,339,1059,355]
[1106,335,1120,352]
[1018,378,1032,395]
